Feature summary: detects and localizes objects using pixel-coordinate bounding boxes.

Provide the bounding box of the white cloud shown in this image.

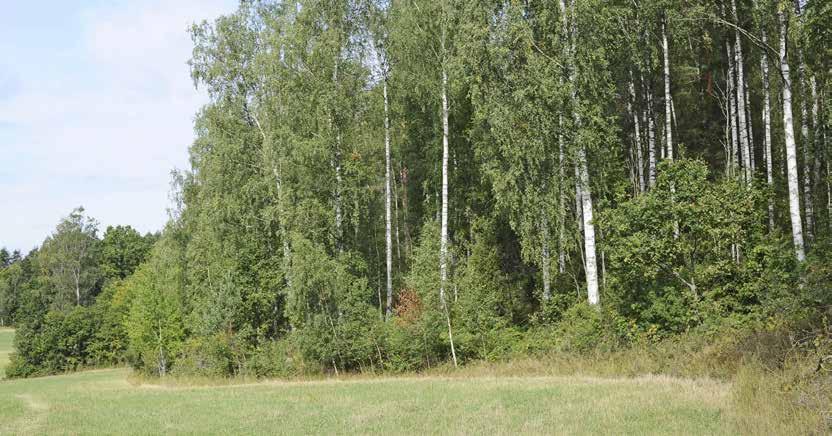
[0,0,236,251]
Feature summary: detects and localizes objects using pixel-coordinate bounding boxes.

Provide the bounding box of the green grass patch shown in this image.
[0,368,731,435]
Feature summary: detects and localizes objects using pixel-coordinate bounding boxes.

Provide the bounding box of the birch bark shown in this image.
[779,8,806,261]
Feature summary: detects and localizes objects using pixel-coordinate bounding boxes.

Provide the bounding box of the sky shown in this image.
[0,0,237,252]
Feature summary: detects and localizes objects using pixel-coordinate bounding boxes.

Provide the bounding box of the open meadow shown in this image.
[0,330,738,435]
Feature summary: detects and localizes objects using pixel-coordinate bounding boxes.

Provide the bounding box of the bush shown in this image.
[6,306,100,377]
[242,339,309,378]
[173,334,238,377]
[553,303,627,354]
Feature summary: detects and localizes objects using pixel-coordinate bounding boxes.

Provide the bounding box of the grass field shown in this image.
[0,369,731,435]
[0,329,737,434]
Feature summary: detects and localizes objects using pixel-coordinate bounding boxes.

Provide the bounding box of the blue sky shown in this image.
[0,0,237,252]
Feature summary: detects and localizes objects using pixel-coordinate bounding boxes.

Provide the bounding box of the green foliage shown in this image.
[124,236,186,376]
[552,303,627,354]
[6,306,100,377]
[36,207,102,310]
[392,222,450,369]
[286,235,382,372]
[241,339,308,378]
[101,226,156,281]
[454,218,518,361]
[600,160,794,334]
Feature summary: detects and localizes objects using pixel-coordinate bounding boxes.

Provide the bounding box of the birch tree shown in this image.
[731,0,751,182]
[661,16,673,162]
[794,0,814,242]
[38,207,101,309]
[760,30,775,228]
[778,5,806,262]
[562,0,599,305]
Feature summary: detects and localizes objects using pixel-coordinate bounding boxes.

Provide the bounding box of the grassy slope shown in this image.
[0,367,731,435]
[0,328,13,378]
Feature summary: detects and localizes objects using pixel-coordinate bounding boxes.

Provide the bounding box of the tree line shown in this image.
[1,0,830,378]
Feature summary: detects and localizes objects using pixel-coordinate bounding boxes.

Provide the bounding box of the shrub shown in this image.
[553,303,626,353]
[242,339,308,378]
[6,306,99,377]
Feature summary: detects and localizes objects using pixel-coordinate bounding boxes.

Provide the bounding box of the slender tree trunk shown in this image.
[794,1,814,242]
[558,116,566,273]
[383,80,393,320]
[644,75,657,188]
[760,32,775,229]
[574,164,583,233]
[662,16,680,238]
[731,0,750,182]
[275,168,293,293]
[577,149,599,306]
[541,214,552,300]
[439,31,457,366]
[810,76,822,233]
[566,0,599,306]
[74,270,81,306]
[400,164,412,256]
[745,79,756,174]
[629,76,645,193]
[331,56,344,252]
[727,42,740,176]
[798,53,814,242]
[779,8,806,262]
[662,18,673,161]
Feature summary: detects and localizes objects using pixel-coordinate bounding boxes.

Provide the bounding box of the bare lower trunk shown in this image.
[662,18,673,161]
[439,44,457,366]
[577,151,599,306]
[74,270,81,306]
[644,74,657,188]
[574,164,583,233]
[541,214,552,300]
[383,80,393,320]
[558,116,566,273]
[779,9,806,262]
[566,0,599,305]
[629,76,645,193]
[760,32,775,229]
[731,0,750,182]
[744,79,756,174]
[727,42,739,176]
[810,77,821,218]
[798,54,814,242]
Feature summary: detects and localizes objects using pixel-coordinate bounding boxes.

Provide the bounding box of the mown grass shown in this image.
[0,367,731,435]
[1,327,826,434]
[0,328,14,378]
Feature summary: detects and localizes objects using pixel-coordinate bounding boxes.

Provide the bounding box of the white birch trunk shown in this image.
[575,164,583,233]
[794,1,814,242]
[662,18,673,161]
[578,149,599,306]
[727,42,740,176]
[731,0,750,182]
[541,214,552,300]
[629,77,645,193]
[760,32,775,229]
[439,28,457,366]
[558,116,566,273]
[384,80,393,320]
[566,0,599,306]
[798,53,814,242]
[779,8,806,262]
[745,79,756,174]
[644,75,657,188]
